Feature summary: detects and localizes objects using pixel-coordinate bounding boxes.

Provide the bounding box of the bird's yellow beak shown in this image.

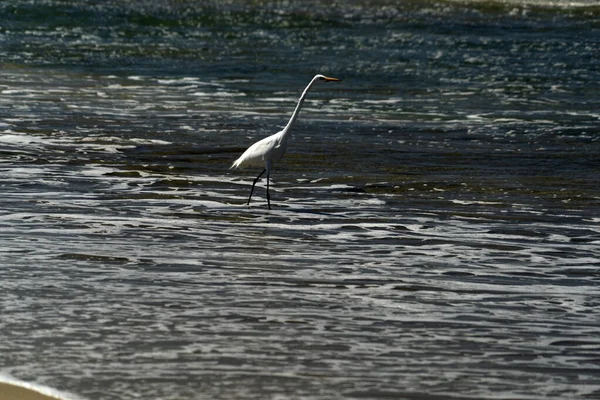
[323,76,342,82]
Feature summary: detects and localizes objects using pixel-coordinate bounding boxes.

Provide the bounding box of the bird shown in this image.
[230,74,342,210]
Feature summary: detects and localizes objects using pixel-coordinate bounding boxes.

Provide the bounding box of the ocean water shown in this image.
[1,0,599,399]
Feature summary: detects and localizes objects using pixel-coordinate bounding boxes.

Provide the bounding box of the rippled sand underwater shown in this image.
[2,0,600,399]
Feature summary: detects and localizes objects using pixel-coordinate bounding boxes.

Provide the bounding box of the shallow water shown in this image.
[1,1,600,399]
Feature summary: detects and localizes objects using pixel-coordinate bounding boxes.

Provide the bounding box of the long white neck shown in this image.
[281,75,321,135]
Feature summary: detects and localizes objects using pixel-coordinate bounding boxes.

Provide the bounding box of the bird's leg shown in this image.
[247,169,266,206]
[266,171,271,210]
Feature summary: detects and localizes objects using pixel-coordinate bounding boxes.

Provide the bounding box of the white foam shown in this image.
[0,372,85,400]
[191,91,246,97]
[451,199,504,205]
[363,98,403,104]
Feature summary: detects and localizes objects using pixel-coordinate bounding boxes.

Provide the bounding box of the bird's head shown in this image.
[316,74,342,83]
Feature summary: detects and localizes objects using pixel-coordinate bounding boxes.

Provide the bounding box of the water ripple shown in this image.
[2,1,600,398]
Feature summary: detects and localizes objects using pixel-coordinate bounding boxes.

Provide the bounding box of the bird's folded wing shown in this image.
[232,135,277,168]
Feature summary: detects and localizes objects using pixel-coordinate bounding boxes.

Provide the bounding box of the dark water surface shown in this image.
[1,1,600,399]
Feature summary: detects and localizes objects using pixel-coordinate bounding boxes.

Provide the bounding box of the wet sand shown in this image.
[0,382,63,400]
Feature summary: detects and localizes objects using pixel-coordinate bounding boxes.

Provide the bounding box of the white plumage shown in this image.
[230,133,284,170]
[231,74,342,209]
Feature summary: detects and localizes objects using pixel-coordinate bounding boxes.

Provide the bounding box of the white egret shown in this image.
[230,74,342,209]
